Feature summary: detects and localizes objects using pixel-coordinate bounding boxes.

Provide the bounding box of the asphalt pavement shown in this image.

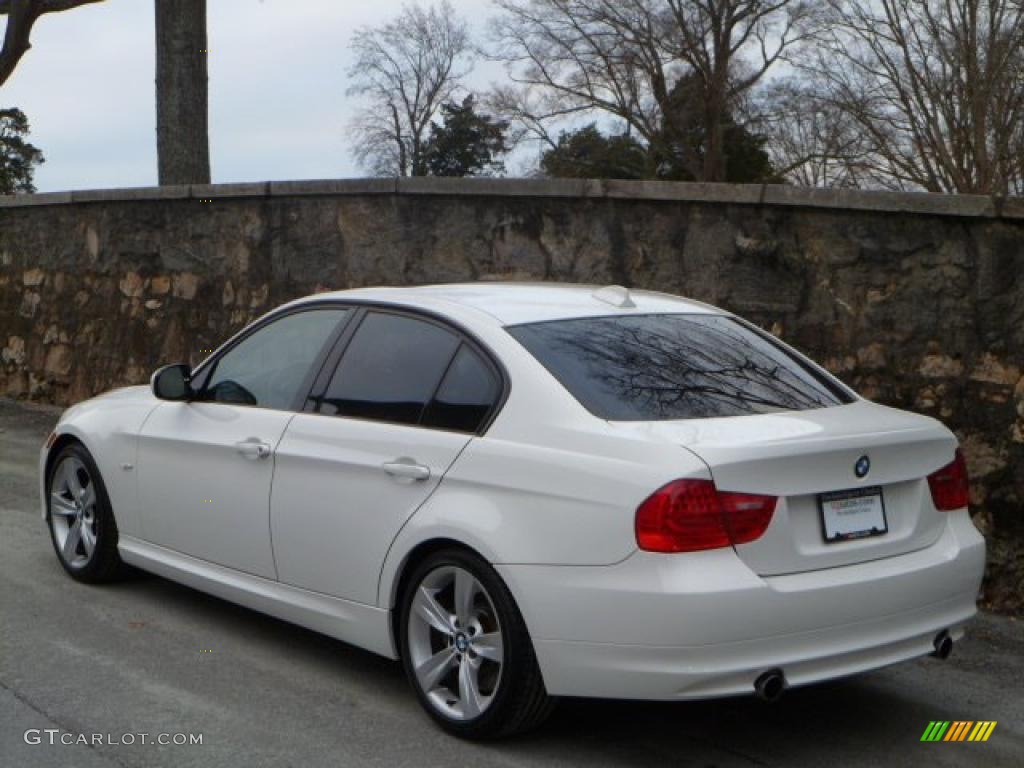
[1,397,1021,768]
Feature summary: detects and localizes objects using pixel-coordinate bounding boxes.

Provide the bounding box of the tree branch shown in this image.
[0,0,104,89]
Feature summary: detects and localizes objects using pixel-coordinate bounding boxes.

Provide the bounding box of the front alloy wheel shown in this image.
[50,455,100,569]
[47,442,124,583]
[399,549,554,739]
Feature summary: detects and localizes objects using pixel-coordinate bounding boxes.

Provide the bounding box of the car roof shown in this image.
[301,283,725,326]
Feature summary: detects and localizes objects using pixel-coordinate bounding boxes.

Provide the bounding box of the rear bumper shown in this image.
[496,512,985,700]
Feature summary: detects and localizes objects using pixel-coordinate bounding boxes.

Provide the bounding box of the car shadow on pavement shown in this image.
[102,568,408,694]
[104,567,994,767]
[112,573,966,745]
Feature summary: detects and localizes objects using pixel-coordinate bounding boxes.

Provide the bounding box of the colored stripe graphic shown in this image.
[945,721,972,741]
[969,722,998,742]
[921,720,997,742]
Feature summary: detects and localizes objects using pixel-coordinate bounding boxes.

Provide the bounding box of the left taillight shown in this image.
[927,448,969,511]
[635,478,777,553]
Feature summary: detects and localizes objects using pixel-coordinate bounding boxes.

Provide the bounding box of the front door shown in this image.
[136,402,293,577]
[136,306,351,578]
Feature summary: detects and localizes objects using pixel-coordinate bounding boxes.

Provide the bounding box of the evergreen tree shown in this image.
[540,125,647,180]
[0,108,44,194]
[423,96,510,177]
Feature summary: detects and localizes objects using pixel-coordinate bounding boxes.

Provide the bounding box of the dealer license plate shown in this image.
[819,486,888,543]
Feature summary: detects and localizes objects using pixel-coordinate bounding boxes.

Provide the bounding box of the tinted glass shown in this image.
[421,345,500,433]
[203,309,347,410]
[320,312,460,425]
[509,314,852,421]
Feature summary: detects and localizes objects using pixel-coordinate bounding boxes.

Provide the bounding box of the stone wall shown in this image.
[1,178,1022,609]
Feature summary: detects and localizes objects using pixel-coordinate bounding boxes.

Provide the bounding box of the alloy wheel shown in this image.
[407,565,505,721]
[49,456,99,569]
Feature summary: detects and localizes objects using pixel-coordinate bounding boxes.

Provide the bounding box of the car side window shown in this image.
[318,312,463,426]
[202,308,349,410]
[421,344,500,433]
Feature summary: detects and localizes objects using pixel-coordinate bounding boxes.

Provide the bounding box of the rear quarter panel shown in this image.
[377,425,709,608]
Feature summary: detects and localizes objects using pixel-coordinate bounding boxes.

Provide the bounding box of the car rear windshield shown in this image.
[508,314,854,421]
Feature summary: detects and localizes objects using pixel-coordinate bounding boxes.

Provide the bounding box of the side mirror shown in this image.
[151,363,193,401]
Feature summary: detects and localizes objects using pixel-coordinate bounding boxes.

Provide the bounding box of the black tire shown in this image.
[398,547,556,739]
[46,441,125,583]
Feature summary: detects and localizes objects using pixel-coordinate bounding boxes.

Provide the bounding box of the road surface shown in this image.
[1,397,1021,767]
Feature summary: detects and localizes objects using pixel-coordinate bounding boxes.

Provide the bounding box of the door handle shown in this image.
[235,438,272,460]
[382,460,431,482]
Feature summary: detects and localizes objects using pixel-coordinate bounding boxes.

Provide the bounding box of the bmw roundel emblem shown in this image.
[854,455,871,478]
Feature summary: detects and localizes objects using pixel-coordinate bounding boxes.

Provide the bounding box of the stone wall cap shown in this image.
[396,176,591,198]
[0,190,73,207]
[0,178,1021,219]
[597,180,763,203]
[270,178,398,196]
[190,182,269,199]
[69,186,190,203]
[759,185,999,218]
[997,195,1024,220]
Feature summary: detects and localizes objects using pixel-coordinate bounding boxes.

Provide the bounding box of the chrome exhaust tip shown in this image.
[932,630,954,660]
[754,669,786,703]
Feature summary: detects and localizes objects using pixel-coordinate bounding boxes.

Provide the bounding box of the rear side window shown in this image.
[421,345,500,433]
[508,314,853,421]
[319,312,460,425]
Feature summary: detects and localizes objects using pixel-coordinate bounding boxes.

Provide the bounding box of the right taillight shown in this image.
[635,478,777,553]
[927,448,969,511]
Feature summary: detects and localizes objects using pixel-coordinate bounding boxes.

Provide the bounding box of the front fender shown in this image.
[39,386,160,538]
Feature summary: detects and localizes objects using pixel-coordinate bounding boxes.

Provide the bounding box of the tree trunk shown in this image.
[703,106,725,181]
[703,65,729,182]
[155,0,210,185]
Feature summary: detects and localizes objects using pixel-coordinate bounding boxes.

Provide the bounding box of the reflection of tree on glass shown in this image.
[509,314,854,421]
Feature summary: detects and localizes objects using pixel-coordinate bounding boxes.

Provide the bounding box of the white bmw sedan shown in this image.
[40,283,984,738]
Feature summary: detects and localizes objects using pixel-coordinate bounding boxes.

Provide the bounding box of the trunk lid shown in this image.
[610,401,957,575]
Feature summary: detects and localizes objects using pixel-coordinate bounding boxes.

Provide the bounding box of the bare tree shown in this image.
[346,1,472,177]
[0,0,104,88]
[489,0,818,181]
[156,0,210,185]
[754,79,873,188]
[807,0,1024,195]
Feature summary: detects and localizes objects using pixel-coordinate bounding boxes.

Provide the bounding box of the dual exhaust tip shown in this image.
[753,629,953,703]
[754,669,786,703]
[932,629,954,660]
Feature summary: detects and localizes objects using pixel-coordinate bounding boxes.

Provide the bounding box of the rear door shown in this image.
[270,310,503,605]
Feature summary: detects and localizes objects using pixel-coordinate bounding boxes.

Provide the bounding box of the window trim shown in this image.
[190,302,356,413]
[305,304,509,436]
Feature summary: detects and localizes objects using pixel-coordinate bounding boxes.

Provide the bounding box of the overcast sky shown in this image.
[1,0,515,192]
